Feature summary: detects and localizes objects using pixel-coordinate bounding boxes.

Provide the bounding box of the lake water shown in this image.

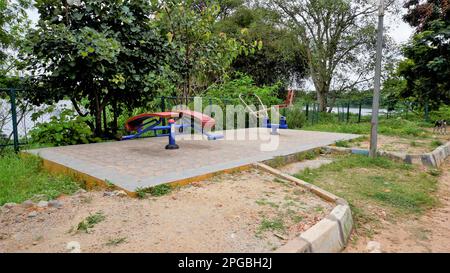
[1,99,72,138]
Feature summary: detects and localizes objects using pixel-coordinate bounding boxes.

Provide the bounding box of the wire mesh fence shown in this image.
[0,87,433,153]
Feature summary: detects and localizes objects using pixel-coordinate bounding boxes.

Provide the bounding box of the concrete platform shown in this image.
[26,128,358,192]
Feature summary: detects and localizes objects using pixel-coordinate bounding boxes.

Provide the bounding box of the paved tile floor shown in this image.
[27,128,358,191]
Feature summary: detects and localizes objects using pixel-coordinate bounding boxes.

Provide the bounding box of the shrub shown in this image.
[204,73,282,107]
[30,109,99,146]
[285,105,306,129]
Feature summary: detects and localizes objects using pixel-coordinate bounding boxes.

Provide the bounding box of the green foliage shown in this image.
[148,184,172,197]
[216,5,307,86]
[430,140,443,149]
[258,217,285,233]
[399,17,450,108]
[0,153,80,205]
[430,105,450,122]
[30,109,99,146]
[23,0,171,136]
[272,0,384,111]
[0,0,31,73]
[77,212,106,233]
[285,105,306,129]
[204,73,282,107]
[335,140,351,148]
[136,184,172,198]
[155,0,258,97]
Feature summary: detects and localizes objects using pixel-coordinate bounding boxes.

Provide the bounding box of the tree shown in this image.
[155,0,257,98]
[403,0,450,31]
[22,0,171,137]
[216,4,308,87]
[0,0,31,78]
[398,0,450,109]
[270,0,395,111]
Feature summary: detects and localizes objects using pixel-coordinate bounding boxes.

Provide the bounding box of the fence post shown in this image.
[316,104,320,124]
[9,88,19,153]
[358,101,362,123]
[405,102,409,119]
[424,100,430,122]
[346,102,350,123]
[209,98,213,117]
[305,103,309,121]
[161,96,167,134]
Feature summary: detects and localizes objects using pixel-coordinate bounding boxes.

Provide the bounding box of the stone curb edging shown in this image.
[323,141,450,168]
[254,163,353,253]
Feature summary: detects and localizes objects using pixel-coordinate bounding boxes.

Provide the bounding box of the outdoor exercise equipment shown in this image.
[239,90,295,134]
[122,110,223,149]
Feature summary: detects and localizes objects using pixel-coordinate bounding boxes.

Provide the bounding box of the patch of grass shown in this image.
[430,140,443,149]
[135,184,172,198]
[106,237,127,246]
[135,188,147,199]
[427,169,442,177]
[295,154,438,236]
[77,212,106,233]
[149,184,172,196]
[258,217,285,233]
[314,205,324,213]
[256,199,279,208]
[305,117,430,139]
[105,179,115,189]
[273,178,289,185]
[0,153,80,205]
[296,150,320,161]
[268,156,286,168]
[291,215,304,224]
[335,140,351,148]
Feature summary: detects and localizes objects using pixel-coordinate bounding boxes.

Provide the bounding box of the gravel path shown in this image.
[0,169,332,253]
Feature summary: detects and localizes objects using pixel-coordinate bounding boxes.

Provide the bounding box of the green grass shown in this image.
[135,184,172,198]
[258,217,286,233]
[304,117,430,139]
[77,212,106,233]
[335,140,351,148]
[255,198,279,208]
[266,149,321,168]
[295,154,438,235]
[0,153,80,206]
[430,140,443,149]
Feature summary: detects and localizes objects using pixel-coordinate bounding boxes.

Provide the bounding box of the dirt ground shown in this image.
[345,159,450,253]
[351,133,450,154]
[0,169,332,253]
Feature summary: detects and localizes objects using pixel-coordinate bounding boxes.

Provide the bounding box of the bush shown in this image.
[285,104,306,129]
[30,109,99,147]
[204,73,282,107]
[430,105,450,122]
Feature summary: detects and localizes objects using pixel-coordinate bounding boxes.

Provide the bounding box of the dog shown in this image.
[433,119,447,135]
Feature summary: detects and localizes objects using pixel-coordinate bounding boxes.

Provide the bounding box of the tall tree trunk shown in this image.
[94,89,102,137]
[103,107,108,136]
[313,79,329,112]
[112,99,118,136]
[317,91,328,112]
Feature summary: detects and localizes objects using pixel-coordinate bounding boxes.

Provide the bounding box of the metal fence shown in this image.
[0,88,433,153]
[0,88,26,152]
